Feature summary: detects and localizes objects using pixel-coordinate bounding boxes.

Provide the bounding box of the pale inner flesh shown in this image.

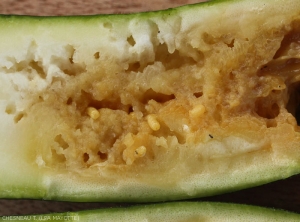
[3,18,300,181]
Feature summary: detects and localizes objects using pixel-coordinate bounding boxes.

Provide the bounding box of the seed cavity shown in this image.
[193,92,203,98]
[14,112,25,123]
[5,103,16,115]
[94,52,100,59]
[83,153,89,163]
[97,151,108,161]
[54,134,69,149]
[127,35,136,47]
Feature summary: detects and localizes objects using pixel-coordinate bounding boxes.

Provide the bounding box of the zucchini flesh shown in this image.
[1,0,300,201]
[2,202,300,222]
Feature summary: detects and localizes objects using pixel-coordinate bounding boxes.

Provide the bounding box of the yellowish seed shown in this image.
[147,115,160,131]
[190,104,206,118]
[122,149,134,165]
[229,99,240,108]
[123,133,134,148]
[87,107,100,120]
[134,146,147,158]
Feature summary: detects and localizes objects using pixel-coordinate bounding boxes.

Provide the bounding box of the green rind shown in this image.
[2,202,300,222]
[1,156,299,202]
[43,162,300,202]
[0,0,248,25]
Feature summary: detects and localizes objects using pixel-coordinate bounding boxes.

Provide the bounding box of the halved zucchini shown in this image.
[1,0,300,202]
[2,202,300,222]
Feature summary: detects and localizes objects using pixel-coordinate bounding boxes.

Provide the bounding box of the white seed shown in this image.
[147,115,160,131]
[134,146,147,157]
[189,104,206,118]
[183,124,190,131]
[35,155,45,167]
[87,107,100,120]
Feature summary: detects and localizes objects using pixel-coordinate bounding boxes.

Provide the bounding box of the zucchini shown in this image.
[2,202,300,222]
[1,0,300,202]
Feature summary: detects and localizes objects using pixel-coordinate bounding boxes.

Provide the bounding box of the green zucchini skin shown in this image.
[0,0,300,203]
[1,202,300,222]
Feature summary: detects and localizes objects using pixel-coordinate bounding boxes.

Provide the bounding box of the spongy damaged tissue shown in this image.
[1,2,300,181]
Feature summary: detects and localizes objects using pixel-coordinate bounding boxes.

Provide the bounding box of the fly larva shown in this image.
[134,146,147,158]
[87,107,100,120]
[147,114,160,131]
[189,104,206,118]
